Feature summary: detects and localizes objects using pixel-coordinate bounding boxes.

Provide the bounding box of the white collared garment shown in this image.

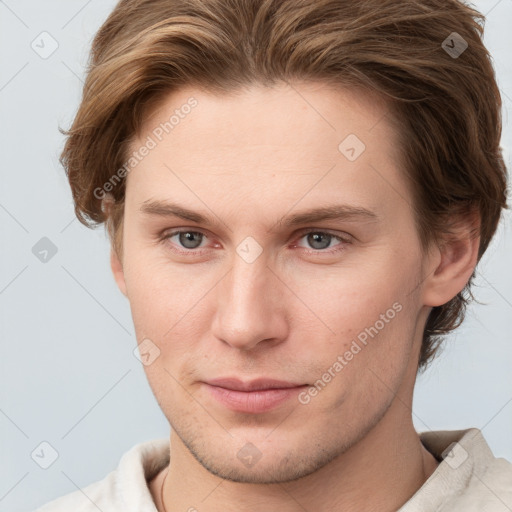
[35,428,512,511]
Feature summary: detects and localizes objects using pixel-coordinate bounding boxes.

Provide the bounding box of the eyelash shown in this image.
[160,229,352,257]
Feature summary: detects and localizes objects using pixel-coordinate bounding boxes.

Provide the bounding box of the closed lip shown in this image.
[204,377,307,392]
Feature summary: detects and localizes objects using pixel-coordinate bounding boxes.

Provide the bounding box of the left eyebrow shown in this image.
[139,199,380,230]
[275,204,379,229]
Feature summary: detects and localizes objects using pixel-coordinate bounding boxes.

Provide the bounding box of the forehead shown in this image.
[126,81,410,221]
[138,81,395,150]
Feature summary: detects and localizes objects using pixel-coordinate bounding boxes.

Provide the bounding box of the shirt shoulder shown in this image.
[34,438,169,512]
[400,428,512,512]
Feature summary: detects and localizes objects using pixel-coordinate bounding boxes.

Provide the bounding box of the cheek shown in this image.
[305,297,418,421]
[122,249,218,374]
[303,250,418,338]
[298,250,422,397]
[123,238,205,316]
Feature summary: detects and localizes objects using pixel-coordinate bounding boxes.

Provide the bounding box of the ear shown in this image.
[110,247,128,297]
[421,212,480,307]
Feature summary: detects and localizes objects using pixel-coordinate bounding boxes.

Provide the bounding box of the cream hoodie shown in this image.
[35,428,512,511]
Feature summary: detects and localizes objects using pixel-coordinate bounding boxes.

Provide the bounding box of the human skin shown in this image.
[110,81,479,512]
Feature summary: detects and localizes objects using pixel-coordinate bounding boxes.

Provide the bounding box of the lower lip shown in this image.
[204,383,309,413]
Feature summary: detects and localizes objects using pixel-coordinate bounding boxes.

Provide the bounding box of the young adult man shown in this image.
[36,0,512,510]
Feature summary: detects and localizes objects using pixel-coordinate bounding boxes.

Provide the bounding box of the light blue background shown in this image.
[1,1,511,510]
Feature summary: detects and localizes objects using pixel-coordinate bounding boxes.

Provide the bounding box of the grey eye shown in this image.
[170,231,205,249]
[304,232,334,250]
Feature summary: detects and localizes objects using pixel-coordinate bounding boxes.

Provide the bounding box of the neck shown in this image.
[154,401,439,512]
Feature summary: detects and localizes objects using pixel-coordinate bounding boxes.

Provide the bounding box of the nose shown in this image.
[210,253,289,351]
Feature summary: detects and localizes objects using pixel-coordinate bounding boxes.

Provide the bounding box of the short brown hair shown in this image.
[60,0,509,372]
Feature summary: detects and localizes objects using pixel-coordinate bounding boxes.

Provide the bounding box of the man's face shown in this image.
[114,82,434,483]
